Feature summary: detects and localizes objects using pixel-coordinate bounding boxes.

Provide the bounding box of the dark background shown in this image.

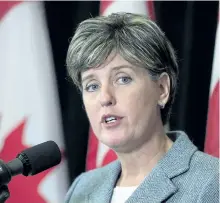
[44,1,219,185]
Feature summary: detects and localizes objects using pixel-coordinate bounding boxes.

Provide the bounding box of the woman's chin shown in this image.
[101,135,127,149]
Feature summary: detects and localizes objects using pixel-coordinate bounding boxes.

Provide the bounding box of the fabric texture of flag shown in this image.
[205,3,220,158]
[0,2,68,203]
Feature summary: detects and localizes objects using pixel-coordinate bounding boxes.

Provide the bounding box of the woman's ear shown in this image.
[157,72,170,108]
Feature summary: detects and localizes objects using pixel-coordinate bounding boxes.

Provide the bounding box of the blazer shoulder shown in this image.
[65,160,119,203]
[197,169,219,203]
[65,173,84,203]
[190,151,219,176]
[192,152,219,202]
[80,160,119,184]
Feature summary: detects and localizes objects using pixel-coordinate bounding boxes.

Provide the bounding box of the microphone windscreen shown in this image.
[17,141,61,176]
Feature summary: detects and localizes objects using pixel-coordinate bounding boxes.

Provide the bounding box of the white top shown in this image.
[110,186,138,203]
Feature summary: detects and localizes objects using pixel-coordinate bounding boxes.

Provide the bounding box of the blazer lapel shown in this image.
[88,160,121,203]
[126,167,177,203]
[88,131,197,203]
[127,131,198,203]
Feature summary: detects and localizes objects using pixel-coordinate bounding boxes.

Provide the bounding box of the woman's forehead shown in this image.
[81,54,134,77]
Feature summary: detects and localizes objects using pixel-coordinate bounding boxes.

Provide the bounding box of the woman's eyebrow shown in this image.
[81,74,95,84]
[81,65,135,84]
[111,65,135,72]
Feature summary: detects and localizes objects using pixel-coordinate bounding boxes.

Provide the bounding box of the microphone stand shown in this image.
[0,185,9,203]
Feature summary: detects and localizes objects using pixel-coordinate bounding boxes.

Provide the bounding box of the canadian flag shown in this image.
[205,4,220,158]
[0,2,68,203]
[86,1,155,171]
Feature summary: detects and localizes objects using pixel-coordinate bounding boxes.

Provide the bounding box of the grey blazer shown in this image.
[65,131,219,203]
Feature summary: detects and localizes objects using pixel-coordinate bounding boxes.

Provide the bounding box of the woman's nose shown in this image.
[99,86,116,107]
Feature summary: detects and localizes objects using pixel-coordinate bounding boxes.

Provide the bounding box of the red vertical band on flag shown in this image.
[146,1,155,20]
[205,81,219,157]
[100,1,113,15]
[0,2,21,20]
[204,4,219,157]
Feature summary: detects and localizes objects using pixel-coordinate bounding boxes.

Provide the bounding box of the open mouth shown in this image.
[105,116,118,124]
[101,115,123,127]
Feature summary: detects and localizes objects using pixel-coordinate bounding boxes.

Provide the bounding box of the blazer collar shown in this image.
[88,160,121,203]
[89,131,198,203]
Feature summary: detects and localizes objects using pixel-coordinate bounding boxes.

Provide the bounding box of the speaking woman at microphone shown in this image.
[65,12,219,203]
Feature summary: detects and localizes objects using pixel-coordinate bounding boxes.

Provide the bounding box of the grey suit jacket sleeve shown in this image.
[65,173,84,203]
[197,172,219,203]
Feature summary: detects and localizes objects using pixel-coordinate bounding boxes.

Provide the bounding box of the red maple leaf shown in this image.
[0,119,60,203]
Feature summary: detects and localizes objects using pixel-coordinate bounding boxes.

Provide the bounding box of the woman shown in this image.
[65,13,219,203]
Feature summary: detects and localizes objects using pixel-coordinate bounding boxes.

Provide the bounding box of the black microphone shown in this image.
[0,140,61,186]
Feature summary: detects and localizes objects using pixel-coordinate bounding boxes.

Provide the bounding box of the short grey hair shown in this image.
[66,12,178,124]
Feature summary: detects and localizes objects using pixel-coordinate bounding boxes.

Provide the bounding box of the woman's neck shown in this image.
[116,131,173,187]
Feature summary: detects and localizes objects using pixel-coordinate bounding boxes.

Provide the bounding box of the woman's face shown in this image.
[81,54,169,152]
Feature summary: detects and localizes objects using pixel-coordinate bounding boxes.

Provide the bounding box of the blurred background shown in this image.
[0,1,219,203]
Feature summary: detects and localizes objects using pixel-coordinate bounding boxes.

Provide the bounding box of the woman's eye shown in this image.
[85,84,99,92]
[117,76,132,84]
